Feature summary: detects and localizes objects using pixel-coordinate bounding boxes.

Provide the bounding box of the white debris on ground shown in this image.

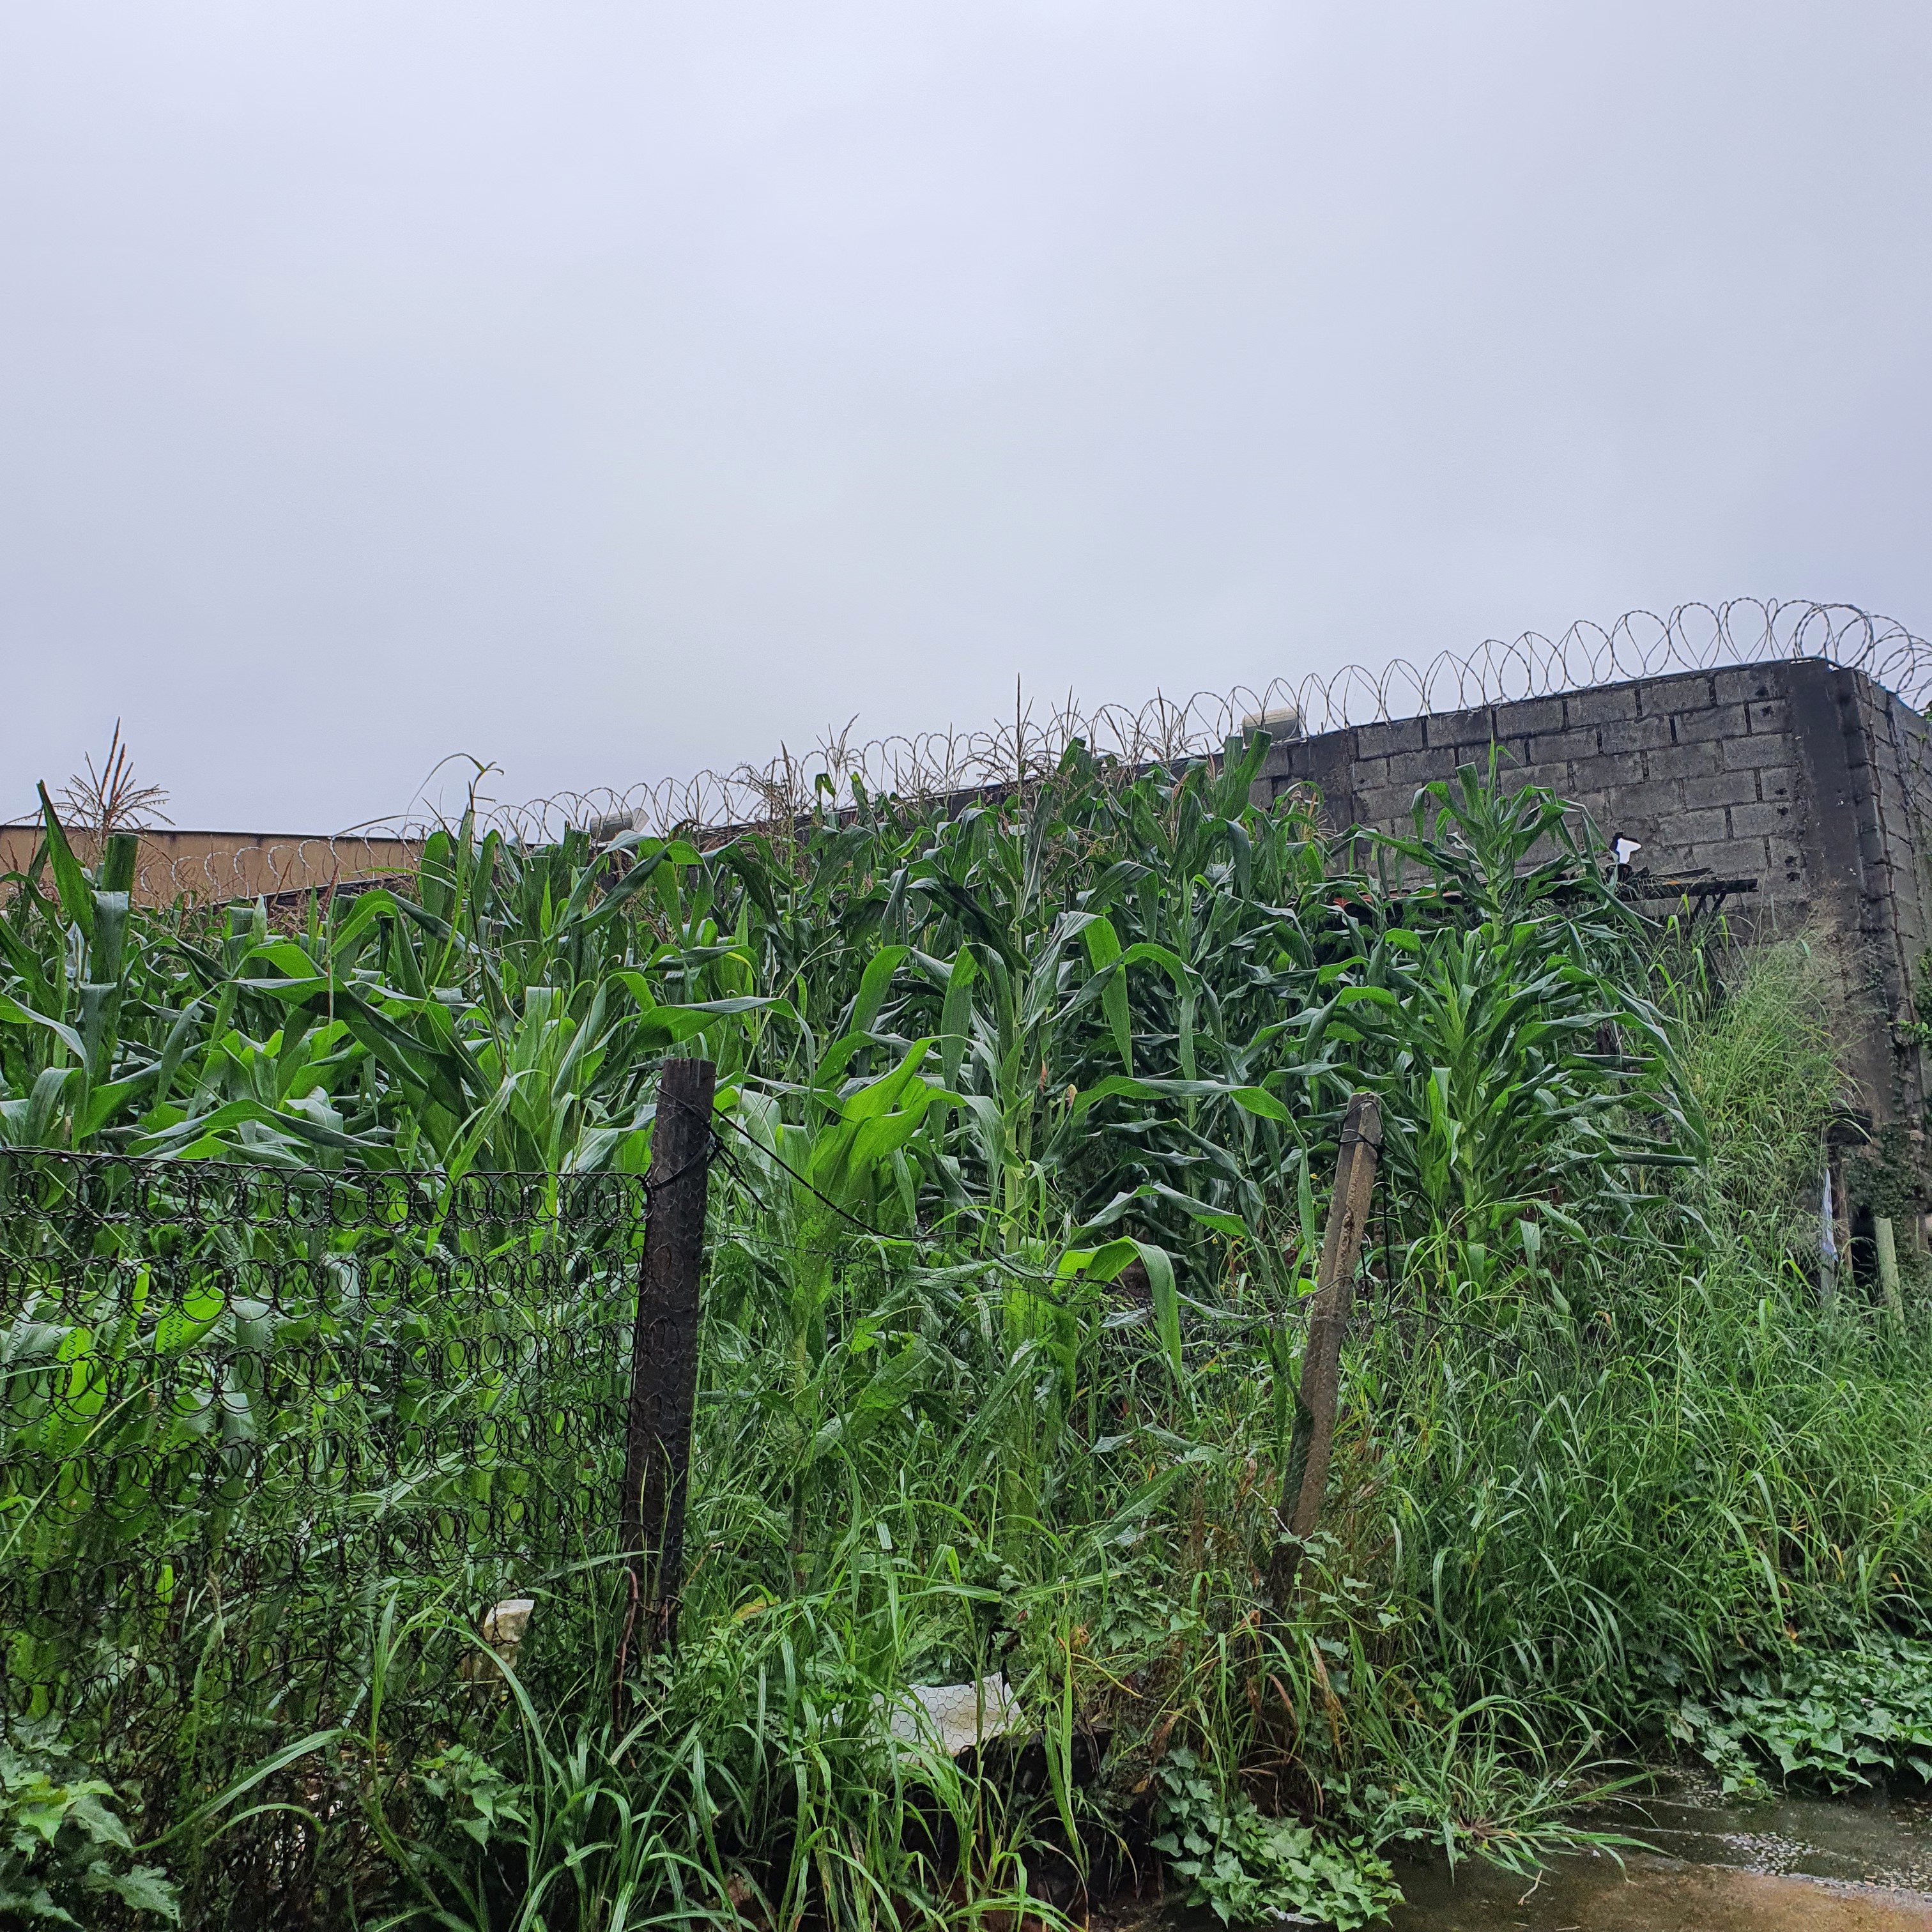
[883,1673,1027,1756]
[461,1596,535,1685]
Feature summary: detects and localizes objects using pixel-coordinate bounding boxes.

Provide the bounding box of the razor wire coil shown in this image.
[10,599,1928,905]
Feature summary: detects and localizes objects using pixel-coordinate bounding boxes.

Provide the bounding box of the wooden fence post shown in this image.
[618,1057,716,1683]
[1875,1215,1906,1328]
[1820,1159,1839,1307]
[1268,1091,1382,1611]
[1829,1138,1853,1300]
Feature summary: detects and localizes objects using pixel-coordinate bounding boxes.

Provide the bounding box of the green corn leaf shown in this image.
[0,992,86,1063]
[939,943,977,1093]
[36,783,94,940]
[850,944,908,1037]
[1080,916,1132,1074]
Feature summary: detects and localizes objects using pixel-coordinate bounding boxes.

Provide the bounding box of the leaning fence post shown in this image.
[1830,1143,1853,1296]
[618,1057,716,1684]
[1875,1215,1906,1329]
[1820,1160,1839,1307]
[1268,1091,1381,1612]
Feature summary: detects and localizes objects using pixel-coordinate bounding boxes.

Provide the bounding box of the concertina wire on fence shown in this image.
[14,597,1932,907]
[0,1151,649,1898]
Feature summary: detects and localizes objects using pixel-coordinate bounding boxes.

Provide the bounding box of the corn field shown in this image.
[3,739,1929,1930]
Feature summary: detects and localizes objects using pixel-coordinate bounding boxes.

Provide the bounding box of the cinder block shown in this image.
[1568,684,1641,726]
[1745,698,1789,735]
[1374,716,1428,755]
[1668,703,1754,746]
[1597,716,1675,756]
[1409,772,1465,809]
[1442,744,1514,781]
[1358,719,1418,760]
[1515,763,1575,794]
[1423,707,1498,749]
[1492,695,1568,737]
[1682,769,1760,810]
[1722,735,1797,770]
[1615,832,1678,870]
[1530,726,1603,762]
[1648,742,1727,780]
[1730,801,1797,837]
[1636,668,1717,710]
[1606,777,1683,820]
[1354,786,1416,825]
[1673,806,1733,844]
[1683,837,1774,878]
[1756,765,1795,801]
[1713,666,1780,705]
[1630,844,1699,881]
[1583,749,1652,788]
[1385,749,1449,787]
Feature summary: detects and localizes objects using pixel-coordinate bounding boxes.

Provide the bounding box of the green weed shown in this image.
[1671,1634,1932,1795]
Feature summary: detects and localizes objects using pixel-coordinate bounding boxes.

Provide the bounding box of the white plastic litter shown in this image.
[482,1597,535,1660]
[884,1673,1027,1755]
[462,1596,535,1685]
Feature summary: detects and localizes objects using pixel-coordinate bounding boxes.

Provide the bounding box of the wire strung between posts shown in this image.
[633,1128,727,1206]
[707,1107,1316,1324]
[707,1111,1076,1298]
[378,601,1932,852]
[705,1110,1291,1318]
[707,1117,1619,1363]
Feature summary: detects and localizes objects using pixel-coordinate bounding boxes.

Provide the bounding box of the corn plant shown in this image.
[8,740,1915,1932]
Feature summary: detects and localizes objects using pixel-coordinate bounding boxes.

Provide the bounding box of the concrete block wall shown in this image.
[1254,658,1932,1124]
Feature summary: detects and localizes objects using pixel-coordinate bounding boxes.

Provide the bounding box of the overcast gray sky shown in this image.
[3,3,1928,829]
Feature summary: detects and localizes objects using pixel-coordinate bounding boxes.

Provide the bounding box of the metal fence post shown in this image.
[618,1057,715,1678]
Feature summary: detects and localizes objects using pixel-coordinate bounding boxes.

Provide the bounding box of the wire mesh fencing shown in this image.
[0,1153,646,1917]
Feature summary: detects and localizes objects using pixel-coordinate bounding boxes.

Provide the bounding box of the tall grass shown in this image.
[1369,939,1932,1729]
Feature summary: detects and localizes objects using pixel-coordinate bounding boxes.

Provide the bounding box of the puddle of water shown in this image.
[1096,1773,1932,1930]
[1386,1772,1932,1931]
[1386,1855,1932,1930]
